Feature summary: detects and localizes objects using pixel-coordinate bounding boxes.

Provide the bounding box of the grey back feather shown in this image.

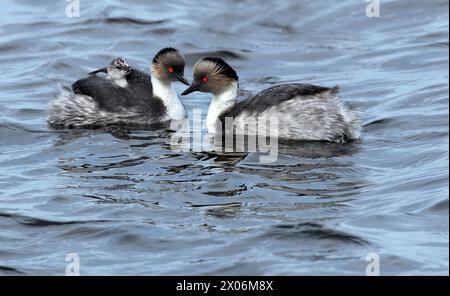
[219,84,360,143]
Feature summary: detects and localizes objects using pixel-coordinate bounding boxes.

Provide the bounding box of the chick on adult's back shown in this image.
[48,48,189,128]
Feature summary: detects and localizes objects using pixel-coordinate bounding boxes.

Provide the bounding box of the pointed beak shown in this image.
[181,82,201,96]
[89,67,108,75]
[175,73,190,86]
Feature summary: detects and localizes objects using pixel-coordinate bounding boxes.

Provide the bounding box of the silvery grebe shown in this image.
[48,48,189,128]
[181,57,361,143]
[88,57,132,88]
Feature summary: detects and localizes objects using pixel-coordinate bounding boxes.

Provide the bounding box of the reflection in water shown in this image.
[54,126,365,227]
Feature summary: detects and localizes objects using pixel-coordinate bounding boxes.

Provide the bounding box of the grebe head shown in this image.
[151,47,189,85]
[181,57,238,96]
[107,57,132,80]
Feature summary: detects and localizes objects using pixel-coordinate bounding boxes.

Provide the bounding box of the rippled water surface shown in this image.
[0,0,448,275]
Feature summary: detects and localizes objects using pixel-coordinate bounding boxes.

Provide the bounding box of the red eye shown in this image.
[168,67,174,73]
[202,76,209,83]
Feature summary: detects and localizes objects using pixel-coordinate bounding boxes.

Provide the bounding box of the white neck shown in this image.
[107,69,128,88]
[110,77,128,88]
[151,74,186,120]
[206,82,238,133]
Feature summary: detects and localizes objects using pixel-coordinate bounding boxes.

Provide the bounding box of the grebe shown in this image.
[182,57,361,143]
[87,57,132,88]
[48,48,189,128]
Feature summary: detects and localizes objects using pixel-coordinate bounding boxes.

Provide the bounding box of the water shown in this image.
[0,0,448,275]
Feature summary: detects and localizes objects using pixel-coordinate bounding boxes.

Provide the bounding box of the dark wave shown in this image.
[104,17,166,25]
[185,50,246,64]
[59,156,151,173]
[0,265,26,275]
[0,212,112,227]
[261,223,368,245]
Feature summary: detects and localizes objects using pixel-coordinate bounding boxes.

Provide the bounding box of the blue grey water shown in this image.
[0,0,448,275]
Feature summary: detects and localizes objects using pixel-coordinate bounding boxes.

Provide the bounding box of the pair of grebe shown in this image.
[48,48,361,143]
